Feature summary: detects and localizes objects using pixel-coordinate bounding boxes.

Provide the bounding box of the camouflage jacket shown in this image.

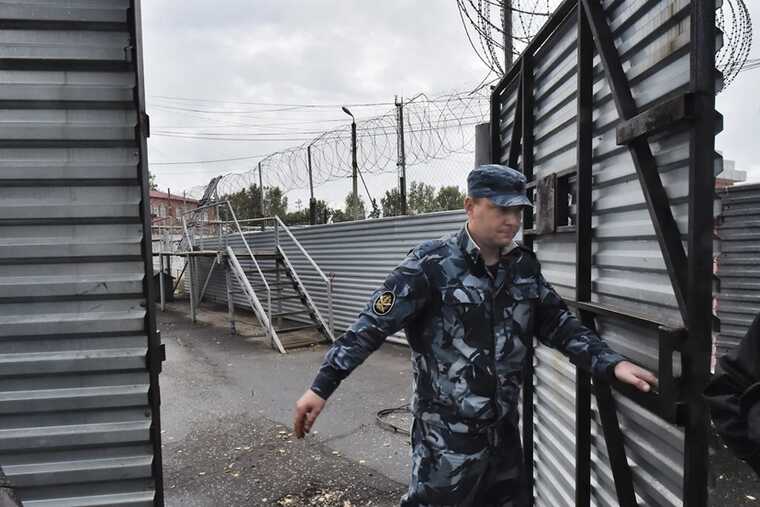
[311,225,625,433]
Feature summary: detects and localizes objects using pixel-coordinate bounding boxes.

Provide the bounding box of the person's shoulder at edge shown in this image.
[408,234,454,260]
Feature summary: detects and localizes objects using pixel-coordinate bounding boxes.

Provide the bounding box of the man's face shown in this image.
[465,197,523,248]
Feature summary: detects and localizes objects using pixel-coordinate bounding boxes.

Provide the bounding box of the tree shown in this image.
[334,192,366,223]
[264,186,288,218]
[331,209,348,223]
[312,199,333,224]
[408,181,437,214]
[436,185,466,211]
[149,171,158,191]
[344,192,366,221]
[225,184,263,220]
[284,199,332,226]
[381,187,405,217]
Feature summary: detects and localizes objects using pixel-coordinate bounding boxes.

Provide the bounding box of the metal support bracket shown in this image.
[617,93,696,145]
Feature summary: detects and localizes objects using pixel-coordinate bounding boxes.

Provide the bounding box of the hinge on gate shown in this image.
[142,113,150,138]
[147,332,166,373]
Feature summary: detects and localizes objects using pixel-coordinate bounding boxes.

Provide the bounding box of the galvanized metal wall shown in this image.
[716,183,760,358]
[0,1,162,505]
[493,0,717,505]
[190,211,470,343]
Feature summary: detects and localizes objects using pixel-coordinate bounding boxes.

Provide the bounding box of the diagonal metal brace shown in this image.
[581,0,689,325]
[594,380,638,507]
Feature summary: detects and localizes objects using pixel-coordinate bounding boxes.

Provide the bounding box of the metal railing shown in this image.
[273,215,335,340]
[228,216,335,339]
[226,246,285,353]
[181,202,273,341]
[177,201,335,347]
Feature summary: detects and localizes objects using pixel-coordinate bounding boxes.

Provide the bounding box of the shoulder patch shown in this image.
[372,291,396,316]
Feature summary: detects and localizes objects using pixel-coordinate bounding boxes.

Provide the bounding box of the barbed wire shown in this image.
[457,0,753,93]
[182,88,491,200]
[716,0,753,91]
[456,0,555,76]
[172,1,753,204]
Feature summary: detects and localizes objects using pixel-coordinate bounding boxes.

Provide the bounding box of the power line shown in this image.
[150,95,396,108]
[167,87,491,199]
[151,153,270,166]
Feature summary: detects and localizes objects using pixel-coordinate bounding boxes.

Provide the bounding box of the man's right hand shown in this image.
[293,389,326,438]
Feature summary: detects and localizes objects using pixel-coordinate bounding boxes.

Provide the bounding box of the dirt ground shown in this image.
[159,302,410,506]
[164,414,404,506]
[158,300,759,506]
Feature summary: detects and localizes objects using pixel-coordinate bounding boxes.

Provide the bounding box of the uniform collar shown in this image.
[458,223,518,277]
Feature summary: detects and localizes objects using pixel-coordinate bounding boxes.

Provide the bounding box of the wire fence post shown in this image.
[308,144,317,225]
[504,1,513,70]
[396,95,408,215]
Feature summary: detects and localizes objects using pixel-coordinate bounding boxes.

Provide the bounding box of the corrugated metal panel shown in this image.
[190,211,470,342]
[0,1,161,505]
[492,0,716,505]
[716,183,760,358]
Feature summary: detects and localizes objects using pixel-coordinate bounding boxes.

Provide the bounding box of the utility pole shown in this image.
[307,144,316,225]
[342,106,359,219]
[258,161,265,218]
[503,0,513,70]
[395,96,408,215]
[350,120,358,200]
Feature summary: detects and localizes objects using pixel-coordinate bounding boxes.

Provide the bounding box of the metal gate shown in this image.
[0,1,163,505]
[491,1,717,505]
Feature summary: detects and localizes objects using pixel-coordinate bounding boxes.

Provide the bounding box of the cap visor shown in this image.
[488,194,533,208]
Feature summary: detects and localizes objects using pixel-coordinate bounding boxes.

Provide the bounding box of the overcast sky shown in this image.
[142,1,760,206]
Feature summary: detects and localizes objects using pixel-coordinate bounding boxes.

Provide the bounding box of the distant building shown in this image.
[150,190,215,224]
[715,159,747,189]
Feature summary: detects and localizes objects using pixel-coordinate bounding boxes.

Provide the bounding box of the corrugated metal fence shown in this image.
[190,211,469,342]
[0,1,163,505]
[716,183,760,358]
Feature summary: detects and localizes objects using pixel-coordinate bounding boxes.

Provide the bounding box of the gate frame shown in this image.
[490,1,716,505]
[129,1,166,505]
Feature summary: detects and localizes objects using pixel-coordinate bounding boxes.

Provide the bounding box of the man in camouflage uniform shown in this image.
[294,165,657,506]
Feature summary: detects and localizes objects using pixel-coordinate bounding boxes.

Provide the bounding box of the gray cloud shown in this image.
[143,1,760,197]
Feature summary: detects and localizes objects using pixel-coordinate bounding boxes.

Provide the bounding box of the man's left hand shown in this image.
[614,361,657,392]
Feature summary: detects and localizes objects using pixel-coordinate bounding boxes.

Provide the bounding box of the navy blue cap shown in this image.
[467,164,533,208]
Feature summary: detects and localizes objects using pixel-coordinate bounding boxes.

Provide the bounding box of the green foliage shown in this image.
[223,184,289,220]
[264,187,288,218]
[225,184,264,220]
[435,185,466,211]
[284,199,332,226]
[408,181,438,214]
[337,192,366,222]
[381,187,405,217]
